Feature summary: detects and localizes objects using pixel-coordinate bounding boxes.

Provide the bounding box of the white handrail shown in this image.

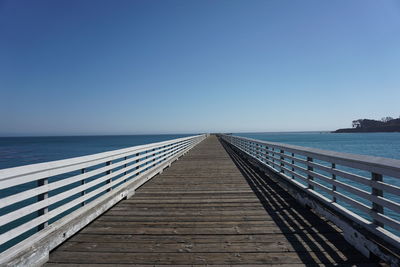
[0,135,204,187]
[220,134,400,249]
[0,134,207,258]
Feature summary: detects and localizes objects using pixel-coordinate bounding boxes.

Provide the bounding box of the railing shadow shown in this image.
[220,139,377,266]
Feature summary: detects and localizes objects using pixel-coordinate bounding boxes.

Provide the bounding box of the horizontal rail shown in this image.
[0,134,207,257]
[0,136,206,188]
[220,134,400,250]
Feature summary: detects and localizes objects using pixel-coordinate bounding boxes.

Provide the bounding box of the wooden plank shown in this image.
[44,264,379,267]
[48,251,368,265]
[68,232,357,244]
[57,240,356,253]
[78,227,341,235]
[88,220,329,228]
[116,202,266,207]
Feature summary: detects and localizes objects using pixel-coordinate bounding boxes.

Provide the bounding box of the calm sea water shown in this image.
[0,134,193,170]
[2,132,399,170]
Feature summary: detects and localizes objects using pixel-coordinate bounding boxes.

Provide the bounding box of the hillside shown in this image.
[334,117,400,133]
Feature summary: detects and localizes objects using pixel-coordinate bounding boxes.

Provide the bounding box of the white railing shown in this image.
[0,134,207,264]
[220,134,400,250]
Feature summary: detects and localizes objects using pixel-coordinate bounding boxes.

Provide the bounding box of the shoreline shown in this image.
[333,126,400,133]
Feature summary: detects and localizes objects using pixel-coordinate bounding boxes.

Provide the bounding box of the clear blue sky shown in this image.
[1,0,400,136]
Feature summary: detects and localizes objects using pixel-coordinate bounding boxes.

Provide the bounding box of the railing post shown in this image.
[272,148,275,166]
[81,168,86,206]
[106,160,112,192]
[162,145,166,162]
[291,153,295,179]
[280,149,284,173]
[261,145,265,163]
[136,153,140,175]
[371,172,384,227]
[165,145,169,159]
[256,143,259,160]
[265,146,269,165]
[37,178,48,231]
[249,142,253,155]
[331,163,337,202]
[123,156,127,176]
[307,157,314,190]
[152,148,156,167]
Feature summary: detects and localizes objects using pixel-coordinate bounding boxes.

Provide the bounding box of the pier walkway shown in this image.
[45,136,373,266]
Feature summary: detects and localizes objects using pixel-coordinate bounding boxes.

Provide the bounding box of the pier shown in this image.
[1,135,399,266]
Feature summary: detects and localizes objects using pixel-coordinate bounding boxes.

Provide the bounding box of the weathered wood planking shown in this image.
[46,135,376,266]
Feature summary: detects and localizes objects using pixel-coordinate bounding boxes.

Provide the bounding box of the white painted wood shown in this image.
[221,134,400,243]
[0,143,185,243]
[0,135,202,188]
[0,135,204,266]
[0,140,187,209]
[225,135,400,178]
[0,140,192,229]
[229,139,400,264]
[261,146,400,196]
[0,134,206,252]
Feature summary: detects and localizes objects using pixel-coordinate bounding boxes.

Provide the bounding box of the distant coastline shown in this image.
[333,126,400,133]
[333,117,400,133]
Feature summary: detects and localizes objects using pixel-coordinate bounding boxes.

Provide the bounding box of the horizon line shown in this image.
[0,130,336,138]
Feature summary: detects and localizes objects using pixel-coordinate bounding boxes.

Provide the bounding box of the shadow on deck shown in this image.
[221,139,380,266]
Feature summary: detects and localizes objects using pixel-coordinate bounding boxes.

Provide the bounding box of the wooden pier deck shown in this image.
[45,135,375,266]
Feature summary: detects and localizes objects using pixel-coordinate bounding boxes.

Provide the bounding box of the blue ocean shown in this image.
[1,133,399,171]
[0,134,193,170]
[234,132,400,160]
